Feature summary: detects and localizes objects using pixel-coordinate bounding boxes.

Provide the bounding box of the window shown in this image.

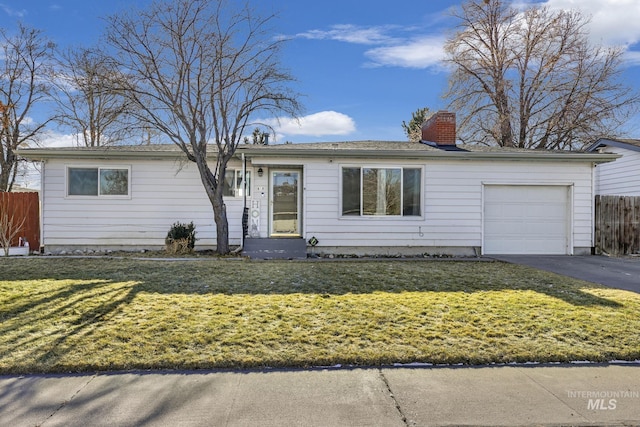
[342,167,422,216]
[223,169,251,197]
[67,167,129,197]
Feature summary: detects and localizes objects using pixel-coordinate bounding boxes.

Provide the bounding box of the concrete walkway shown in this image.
[1,364,639,426]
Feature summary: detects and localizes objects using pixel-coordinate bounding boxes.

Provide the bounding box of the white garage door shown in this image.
[484,185,570,255]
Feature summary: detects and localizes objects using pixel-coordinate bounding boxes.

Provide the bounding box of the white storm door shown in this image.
[270,170,302,237]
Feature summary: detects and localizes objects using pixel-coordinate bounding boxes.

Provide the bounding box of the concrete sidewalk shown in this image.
[1,364,639,426]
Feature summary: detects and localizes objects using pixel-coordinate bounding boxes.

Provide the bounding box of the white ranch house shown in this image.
[19,113,617,256]
[587,138,640,196]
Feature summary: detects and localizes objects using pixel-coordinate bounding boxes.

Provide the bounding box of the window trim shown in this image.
[340,164,424,219]
[65,165,132,199]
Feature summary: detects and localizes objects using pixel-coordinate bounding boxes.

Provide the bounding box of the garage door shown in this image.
[483,185,569,255]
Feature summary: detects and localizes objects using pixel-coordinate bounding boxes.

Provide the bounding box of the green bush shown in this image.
[165,221,196,254]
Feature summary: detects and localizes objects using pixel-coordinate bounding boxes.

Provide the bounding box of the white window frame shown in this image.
[223,169,251,198]
[65,165,131,199]
[340,165,423,218]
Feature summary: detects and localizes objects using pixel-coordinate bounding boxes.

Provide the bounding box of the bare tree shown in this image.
[444,0,638,149]
[402,107,431,142]
[0,24,55,192]
[105,0,301,254]
[51,47,140,147]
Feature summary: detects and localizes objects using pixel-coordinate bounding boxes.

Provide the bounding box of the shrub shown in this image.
[165,221,196,254]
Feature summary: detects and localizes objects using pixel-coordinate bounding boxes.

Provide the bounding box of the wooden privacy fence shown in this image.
[594,195,640,255]
[0,192,40,250]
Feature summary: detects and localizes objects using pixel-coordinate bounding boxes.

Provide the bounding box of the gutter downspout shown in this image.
[39,160,45,253]
[231,153,247,254]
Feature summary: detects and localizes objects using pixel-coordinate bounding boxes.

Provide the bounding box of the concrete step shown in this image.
[242,238,307,260]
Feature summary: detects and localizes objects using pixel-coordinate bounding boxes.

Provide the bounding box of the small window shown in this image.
[341,167,421,217]
[100,169,129,195]
[223,169,251,197]
[68,167,129,197]
[68,168,99,196]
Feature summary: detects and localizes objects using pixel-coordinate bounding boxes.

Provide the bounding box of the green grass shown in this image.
[1,257,639,374]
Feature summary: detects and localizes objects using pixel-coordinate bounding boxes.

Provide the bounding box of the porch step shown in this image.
[242,238,307,260]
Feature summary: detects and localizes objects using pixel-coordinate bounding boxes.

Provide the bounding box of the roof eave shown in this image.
[16,148,187,161]
[586,138,640,153]
[17,146,620,164]
[241,147,620,163]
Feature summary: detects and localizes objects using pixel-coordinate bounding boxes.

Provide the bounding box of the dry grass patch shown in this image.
[0,258,639,373]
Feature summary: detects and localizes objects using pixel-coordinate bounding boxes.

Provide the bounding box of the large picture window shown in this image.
[223,169,251,197]
[342,167,422,216]
[68,167,129,197]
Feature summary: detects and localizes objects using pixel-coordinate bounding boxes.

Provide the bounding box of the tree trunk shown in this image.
[211,188,229,254]
[193,154,230,255]
[0,149,16,192]
[495,88,514,147]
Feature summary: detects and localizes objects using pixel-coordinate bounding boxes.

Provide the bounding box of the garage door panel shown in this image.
[485,221,521,235]
[484,185,569,255]
[534,221,565,233]
[485,186,520,200]
[485,205,523,217]
[486,238,565,253]
[500,205,527,217]
[543,209,566,219]
[527,204,564,217]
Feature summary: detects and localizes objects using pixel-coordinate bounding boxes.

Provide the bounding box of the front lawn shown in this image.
[0,257,638,373]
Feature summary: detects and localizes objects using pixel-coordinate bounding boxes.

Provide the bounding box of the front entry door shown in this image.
[270,170,301,236]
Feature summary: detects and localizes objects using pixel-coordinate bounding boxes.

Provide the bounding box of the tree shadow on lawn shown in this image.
[0,258,624,308]
[0,279,139,371]
[0,258,633,373]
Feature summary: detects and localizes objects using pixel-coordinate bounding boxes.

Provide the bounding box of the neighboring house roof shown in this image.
[586,138,640,153]
[17,141,619,164]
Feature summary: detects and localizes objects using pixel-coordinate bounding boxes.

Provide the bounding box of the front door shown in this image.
[270,170,301,237]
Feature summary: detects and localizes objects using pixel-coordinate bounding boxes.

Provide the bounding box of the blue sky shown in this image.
[2,0,640,145]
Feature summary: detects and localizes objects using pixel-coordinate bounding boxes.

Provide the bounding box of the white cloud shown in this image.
[265,111,356,140]
[0,3,26,18]
[295,24,398,45]
[292,2,640,69]
[37,130,78,148]
[365,36,446,68]
[540,0,640,47]
[623,50,640,66]
[293,23,448,70]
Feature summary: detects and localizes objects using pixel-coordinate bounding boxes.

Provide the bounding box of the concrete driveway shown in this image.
[491,255,640,293]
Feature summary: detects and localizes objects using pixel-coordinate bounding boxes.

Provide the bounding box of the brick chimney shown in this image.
[421,111,456,146]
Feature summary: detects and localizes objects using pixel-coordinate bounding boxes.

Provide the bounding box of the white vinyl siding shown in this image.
[42,159,248,248]
[594,146,640,196]
[299,158,593,253]
[41,154,596,254]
